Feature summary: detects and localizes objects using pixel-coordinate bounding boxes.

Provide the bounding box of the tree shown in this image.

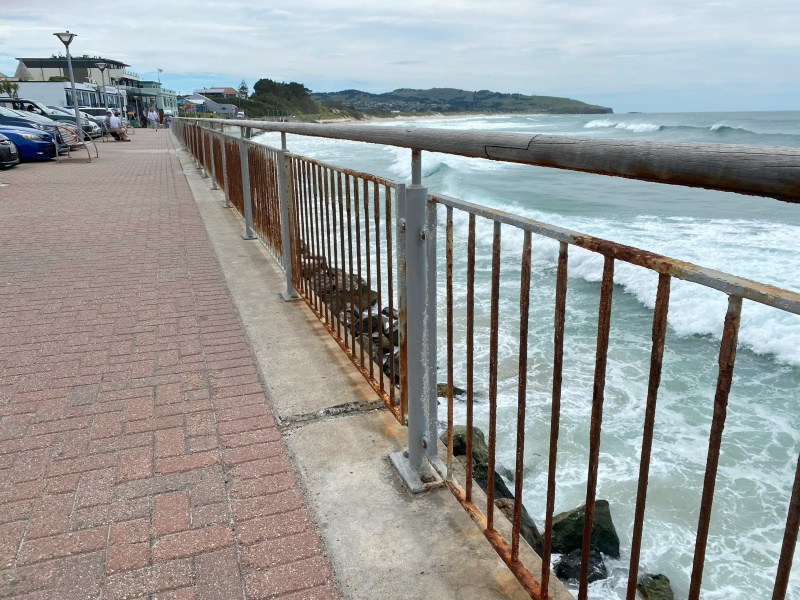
[0,79,19,98]
[48,75,69,82]
[238,79,249,99]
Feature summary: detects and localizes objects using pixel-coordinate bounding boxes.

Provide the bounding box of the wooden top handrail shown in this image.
[180,118,800,203]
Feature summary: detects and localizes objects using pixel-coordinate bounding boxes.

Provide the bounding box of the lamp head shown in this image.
[54,31,76,47]
[96,62,107,71]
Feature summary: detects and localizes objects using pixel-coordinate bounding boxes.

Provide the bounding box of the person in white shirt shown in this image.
[147,107,159,131]
[109,111,130,141]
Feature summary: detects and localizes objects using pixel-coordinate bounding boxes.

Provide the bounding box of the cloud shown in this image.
[0,0,797,111]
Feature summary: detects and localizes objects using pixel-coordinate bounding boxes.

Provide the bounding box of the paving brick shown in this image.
[219,427,281,449]
[191,502,230,528]
[241,531,320,569]
[104,559,193,600]
[155,427,186,458]
[105,542,149,574]
[155,451,219,475]
[245,557,331,599]
[229,455,294,481]
[110,519,149,545]
[230,472,297,500]
[151,524,233,561]
[153,491,190,536]
[58,551,106,600]
[186,411,216,436]
[27,494,74,540]
[235,508,315,546]
[18,527,108,565]
[0,521,26,569]
[117,445,153,483]
[222,440,285,466]
[195,546,241,600]
[232,490,306,523]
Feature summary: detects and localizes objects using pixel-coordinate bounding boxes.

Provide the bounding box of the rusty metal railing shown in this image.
[431,192,800,600]
[288,154,406,421]
[173,117,800,600]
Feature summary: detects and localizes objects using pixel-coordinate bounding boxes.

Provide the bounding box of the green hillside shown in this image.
[311,87,612,115]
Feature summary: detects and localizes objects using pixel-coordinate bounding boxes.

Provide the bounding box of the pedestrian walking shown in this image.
[147,107,159,131]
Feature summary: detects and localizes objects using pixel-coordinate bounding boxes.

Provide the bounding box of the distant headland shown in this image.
[204,79,612,120]
[312,87,613,116]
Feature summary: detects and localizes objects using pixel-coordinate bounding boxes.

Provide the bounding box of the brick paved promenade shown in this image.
[0,132,338,598]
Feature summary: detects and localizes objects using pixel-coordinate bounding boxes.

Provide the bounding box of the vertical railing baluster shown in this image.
[353,176,365,368]
[541,240,568,595]
[345,174,356,353]
[626,273,671,600]
[446,206,454,477]
[363,180,375,380]
[487,220,502,531]
[773,451,800,600]
[323,167,335,328]
[373,181,385,395]
[314,162,327,318]
[578,255,615,600]
[688,294,743,600]
[384,184,396,407]
[466,214,476,503]
[512,230,532,562]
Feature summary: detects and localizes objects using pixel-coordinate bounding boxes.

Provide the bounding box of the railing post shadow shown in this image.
[278,132,300,301]
[390,149,445,494]
[238,133,257,241]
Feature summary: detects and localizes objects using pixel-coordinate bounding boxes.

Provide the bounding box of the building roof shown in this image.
[194,87,239,95]
[17,56,130,69]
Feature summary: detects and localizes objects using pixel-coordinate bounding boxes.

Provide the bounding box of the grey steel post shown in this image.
[278,132,300,301]
[221,127,232,208]
[389,148,444,494]
[199,122,208,177]
[238,137,257,240]
[209,125,218,190]
[192,121,199,167]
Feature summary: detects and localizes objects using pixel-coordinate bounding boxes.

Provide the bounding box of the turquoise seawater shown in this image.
[255,111,800,599]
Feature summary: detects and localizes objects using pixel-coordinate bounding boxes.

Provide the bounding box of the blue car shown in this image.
[0,126,57,161]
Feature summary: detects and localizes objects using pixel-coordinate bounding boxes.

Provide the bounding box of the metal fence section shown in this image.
[173,118,800,600]
[430,191,800,600]
[289,153,407,422]
[247,143,284,263]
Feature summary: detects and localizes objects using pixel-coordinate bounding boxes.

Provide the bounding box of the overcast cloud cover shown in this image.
[1,0,797,113]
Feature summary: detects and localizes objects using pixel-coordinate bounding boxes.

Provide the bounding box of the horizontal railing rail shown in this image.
[173,117,800,600]
[196,118,800,203]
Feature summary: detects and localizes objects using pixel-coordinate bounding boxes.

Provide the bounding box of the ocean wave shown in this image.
[582,119,800,146]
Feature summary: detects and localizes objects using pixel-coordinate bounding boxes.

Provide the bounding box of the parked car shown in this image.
[0,133,20,168]
[0,98,97,137]
[0,107,74,153]
[48,107,102,137]
[0,105,55,133]
[0,126,57,161]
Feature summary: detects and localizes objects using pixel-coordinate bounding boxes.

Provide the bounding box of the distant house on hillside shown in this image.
[181,93,237,117]
[194,87,239,99]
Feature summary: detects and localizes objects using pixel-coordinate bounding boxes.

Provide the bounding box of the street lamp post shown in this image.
[53,31,84,143]
[95,62,109,113]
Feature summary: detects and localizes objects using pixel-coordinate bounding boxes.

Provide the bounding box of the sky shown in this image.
[0,0,797,114]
